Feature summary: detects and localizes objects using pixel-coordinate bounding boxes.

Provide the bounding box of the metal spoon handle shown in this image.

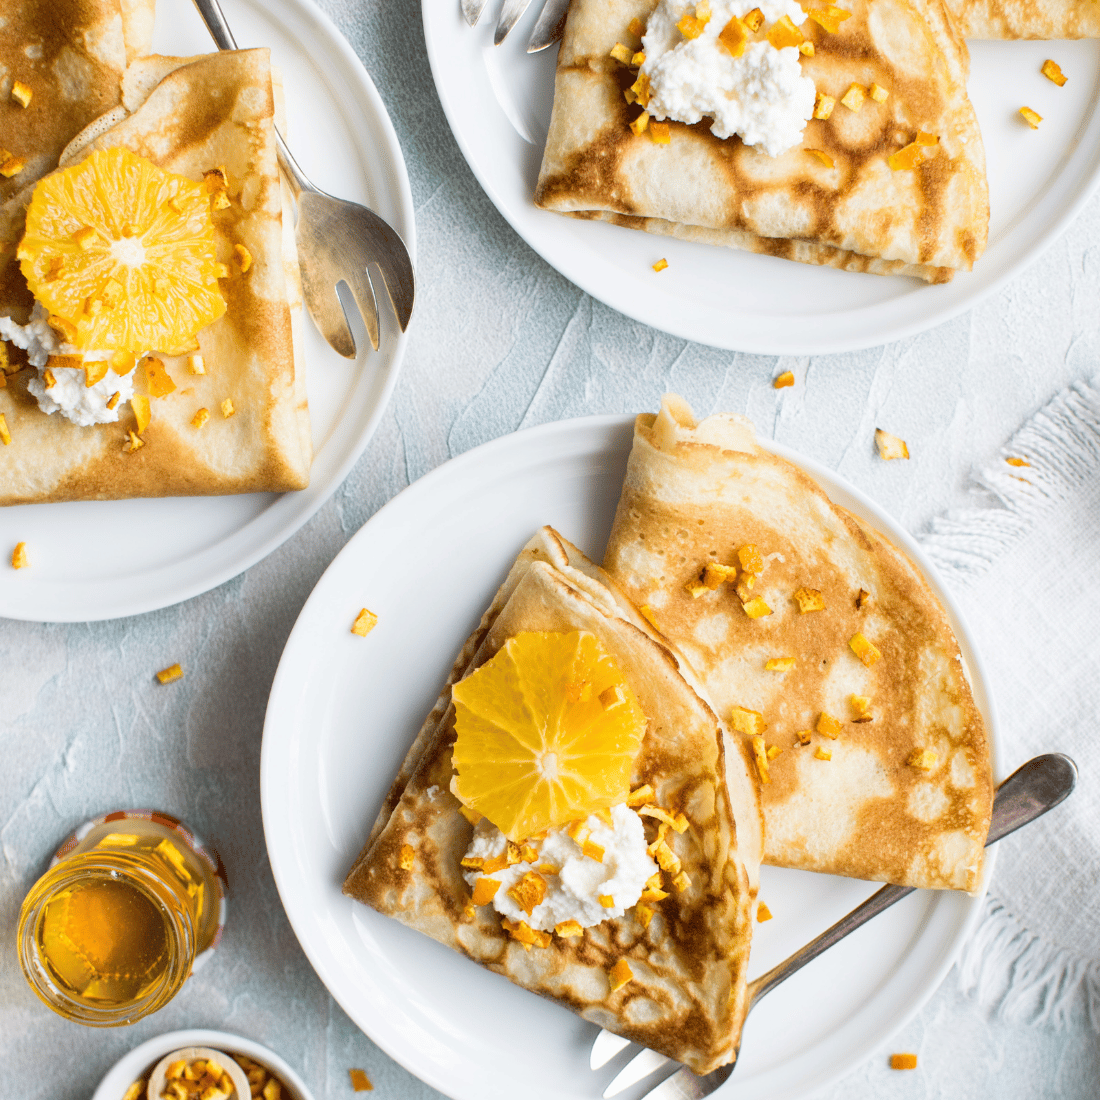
[746,753,1077,1007]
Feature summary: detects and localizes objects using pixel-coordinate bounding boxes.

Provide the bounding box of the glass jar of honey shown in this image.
[17,810,227,1026]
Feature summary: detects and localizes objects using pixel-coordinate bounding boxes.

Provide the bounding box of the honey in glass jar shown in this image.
[17,810,227,1026]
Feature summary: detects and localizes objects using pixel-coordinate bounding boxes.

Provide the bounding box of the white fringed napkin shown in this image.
[919,380,1100,1029]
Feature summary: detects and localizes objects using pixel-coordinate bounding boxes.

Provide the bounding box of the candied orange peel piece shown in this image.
[840,83,865,111]
[774,369,796,387]
[742,596,772,619]
[730,705,766,736]
[608,959,634,992]
[12,542,29,569]
[757,901,773,921]
[813,93,835,120]
[11,81,32,108]
[890,1053,918,1070]
[156,662,183,684]
[765,657,795,671]
[1020,106,1042,129]
[907,749,938,770]
[508,871,547,915]
[850,632,882,667]
[806,5,850,33]
[751,734,770,783]
[0,413,10,446]
[793,586,824,612]
[1042,59,1067,87]
[349,1068,374,1092]
[767,14,803,48]
[817,712,843,739]
[743,7,764,31]
[351,608,378,636]
[609,42,634,63]
[814,747,832,761]
[718,17,747,56]
[875,428,909,459]
[649,121,671,144]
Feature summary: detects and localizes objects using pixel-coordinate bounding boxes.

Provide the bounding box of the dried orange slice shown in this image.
[451,631,647,841]
[18,148,226,354]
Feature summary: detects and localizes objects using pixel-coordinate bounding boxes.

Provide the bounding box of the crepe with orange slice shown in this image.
[602,396,994,891]
[0,48,310,504]
[535,0,988,282]
[344,527,763,1074]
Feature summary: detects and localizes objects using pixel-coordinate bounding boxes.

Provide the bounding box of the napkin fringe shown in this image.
[957,896,1100,1030]
[922,379,1100,582]
[918,377,1100,1031]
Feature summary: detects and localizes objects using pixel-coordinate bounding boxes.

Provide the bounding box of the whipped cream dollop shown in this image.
[641,0,816,157]
[462,803,659,931]
[2,303,136,427]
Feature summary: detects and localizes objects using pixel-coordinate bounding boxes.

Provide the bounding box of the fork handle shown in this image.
[190,0,315,199]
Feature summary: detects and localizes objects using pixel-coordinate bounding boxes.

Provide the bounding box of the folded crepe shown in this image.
[344,527,763,1074]
[602,396,994,892]
[945,0,1100,38]
[535,0,989,283]
[0,49,311,504]
[0,0,137,325]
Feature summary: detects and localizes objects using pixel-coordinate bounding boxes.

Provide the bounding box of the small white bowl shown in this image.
[92,1030,315,1100]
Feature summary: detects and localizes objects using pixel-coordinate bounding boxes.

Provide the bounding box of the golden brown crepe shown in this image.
[0,49,311,504]
[535,0,989,282]
[345,527,763,1074]
[0,0,133,325]
[945,0,1100,38]
[602,396,994,891]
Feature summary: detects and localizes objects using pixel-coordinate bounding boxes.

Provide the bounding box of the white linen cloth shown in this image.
[919,379,1100,1029]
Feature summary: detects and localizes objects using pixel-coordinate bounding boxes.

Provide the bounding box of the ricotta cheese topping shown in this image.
[462,803,659,932]
[2,303,136,427]
[641,0,816,157]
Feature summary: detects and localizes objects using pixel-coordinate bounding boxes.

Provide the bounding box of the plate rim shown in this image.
[421,0,1100,354]
[260,412,999,1100]
[0,0,416,624]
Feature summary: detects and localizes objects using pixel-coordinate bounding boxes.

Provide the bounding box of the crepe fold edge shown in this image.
[343,526,762,1073]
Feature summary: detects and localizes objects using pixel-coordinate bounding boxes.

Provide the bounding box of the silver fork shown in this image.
[192,0,414,357]
[462,0,570,52]
[592,753,1078,1100]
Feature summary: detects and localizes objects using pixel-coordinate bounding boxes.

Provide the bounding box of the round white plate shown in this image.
[261,415,998,1100]
[92,1028,315,1100]
[423,0,1100,353]
[0,0,415,623]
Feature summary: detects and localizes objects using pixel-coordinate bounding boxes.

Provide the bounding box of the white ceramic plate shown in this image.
[261,415,998,1100]
[423,0,1100,353]
[92,1028,315,1100]
[0,0,414,623]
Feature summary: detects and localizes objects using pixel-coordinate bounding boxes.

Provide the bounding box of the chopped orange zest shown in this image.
[482,852,510,874]
[766,744,782,760]
[738,544,765,574]
[43,368,57,388]
[502,918,551,949]
[857,588,871,608]
[0,155,26,178]
[610,42,634,64]
[915,131,939,146]
[629,17,646,36]
[132,394,154,429]
[907,749,938,770]
[850,632,882,666]
[398,844,415,870]
[806,149,834,168]
[632,52,646,66]
[703,562,738,588]
[636,902,655,928]
[630,111,650,136]
[349,1069,374,1092]
[730,706,766,736]
[677,13,708,39]
[608,959,634,992]
[751,734,769,783]
[806,5,851,33]
[126,429,144,452]
[156,662,183,684]
[774,369,796,387]
[599,894,615,908]
[1020,106,1042,129]
[631,72,651,107]
[471,877,501,906]
[11,81,32,108]
[887,143,924,171]
[191,407,209,429]
[1041,59,1067,87]
[234,244,252,273]
[840,83,865,111]
[742,7,764,31]
[1006,456,1030,467]
[567,819,589,843]
[869,83,889,102]
[815,747,832,761]
[890,1054,918,1070]
[742,596,772,618]
[799,40,815,55]
[143,357,176,397]
[757,901,773,921]
[718,17,747,56]
[221,397,235,418]
[875,428,910,458]
[351,608,378,637]
[765,657,796,671]
[767,14,803,48]
[83,360,108,387]
[583,840,606,863]
[671,870,690,892]
[817,712,843,739]
[652,257,669,272]
[685,578,709,598]
[813,93,836,120]
[556,919,584,937]
[653,839,681,874]
[850,694,871,716]
[0,413,10,445]
[508,871,547,915]
[649,121,671,144]
[627,784,655,807]
[12,542,29,569]
[796,730,812,745]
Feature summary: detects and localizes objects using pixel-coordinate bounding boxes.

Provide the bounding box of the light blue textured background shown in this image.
[2,0,1100,1096]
